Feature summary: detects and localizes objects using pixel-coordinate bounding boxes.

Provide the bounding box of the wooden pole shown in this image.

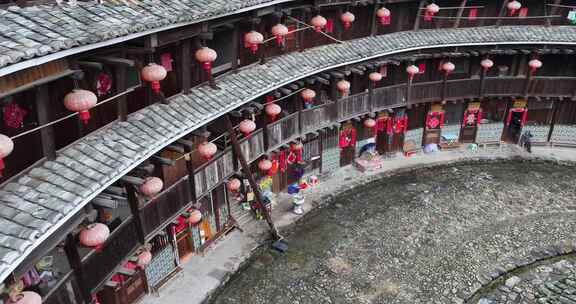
[64,233,92,304]
[181,40,192,93]
[453,0,469,28]
[126,184,147,244]
[115,64,128,122]
[479,68,487,97]
[35,85,56,160]
[495,0,509,26]
[413,0,426,30]
[225,116,281,240]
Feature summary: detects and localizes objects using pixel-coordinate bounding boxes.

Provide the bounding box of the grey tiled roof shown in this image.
[0,0,291,71]
[0,26,575,282]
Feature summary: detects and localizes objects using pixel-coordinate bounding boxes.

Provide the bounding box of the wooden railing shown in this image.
[42,272,84,304]
[267,112,300,150]
[81,219,140,292]
[484,77,525,96]
[238,129,266,163]
[194,148,235,198]
[338,92,370,121]
[529,77,576,97]
[140,175,193,237]
[372,84,407,111]
[301,102,337,134]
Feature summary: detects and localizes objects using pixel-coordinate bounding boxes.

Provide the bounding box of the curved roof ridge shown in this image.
[0,26,573,283]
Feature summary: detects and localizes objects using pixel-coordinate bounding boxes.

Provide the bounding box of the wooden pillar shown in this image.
[453,0,468,28]
[369,2,379,36]
[225,116,281,240]
[180,40,192,93]
[64,234,92,304]
[413,0,426,30]
[126,185,146,244]
[547,0,562,26]
[35,85,56,160]
[441,73,448,101]
[479,68,487,97]
[298,10,306,52]
[182,143,198,201]
[115,64,128,122]
[495,0,509,26]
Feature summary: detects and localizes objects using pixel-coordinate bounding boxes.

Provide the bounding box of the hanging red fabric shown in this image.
[468,8,478,21]
[418,63,426,74]
[3,102,27,129]
[325,19,334,33]
[424,11,433,22]
[278,150,286,172]
[269,153,278,176]
[339,128,357,148]
[393,116,408,134]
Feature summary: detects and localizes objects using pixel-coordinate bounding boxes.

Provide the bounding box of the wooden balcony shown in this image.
[267,112,300,150]
[338,92,370,121]
[372,84,407,111]
[301,102,337,134]
[81,219,140,292]
[42,271,84,304]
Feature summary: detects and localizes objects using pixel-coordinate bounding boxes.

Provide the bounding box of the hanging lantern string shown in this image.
[428,14,561,19]
[264,88,306,105]
[418,5,484,10]
[287,16,344,44]
[9,87,136,140]
[262,27,309,44]
[547,4,576,8]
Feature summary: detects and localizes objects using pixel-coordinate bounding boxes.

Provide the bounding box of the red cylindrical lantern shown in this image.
[301,89,316,106]
[442,62,455,75]
[364,118,376,128]
[376,7,391,25]
[189,209,202,225]
[227,178,241,192]
[137,250,152,268]
[481,59,494,71]
[265,103,282,121]
[271,24,289,46]
[141,63,167,94]
[340,12,355,30]
[369,72,383,83]
[258,159,273,173]
[239,119,256,137]
[79,223,110,248]
[528,59,542,75]
[244,31,264,54]
[310,15,327,32]
[425,3,440,21]
[195,47,218,74]
[64,89,97,125]
[406,65,420,81]
[198,142,217,160]
[8,291,42,304]
[0,134,14,178]
[139,177,164,197]
[337,80,351,97]
[507,0,522,16]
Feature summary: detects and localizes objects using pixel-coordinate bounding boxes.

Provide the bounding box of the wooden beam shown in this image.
[64,234,91,304]
[125,184,146,244]
[92,56,136,67]
[413,0,426,30]
[495,0,509,26]
[115,60,128,122]
[225,116,281,240]
[181,40,192,92]
[0,69,77,99]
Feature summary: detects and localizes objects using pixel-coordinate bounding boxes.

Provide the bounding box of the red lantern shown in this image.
[364,118,376,128]
[528,59,542,75]
[227,178,241,192]
[442,62,455,75]
[271,24,289,46]
[424,3,440,21]
[137,250,152,268]
[64,89,97,125]
[301,89,316,106]
[265,103,282,121]
[337,80,351,97]
[239,119,256,137]
[79,223,110,248]
[198,142,217,160]
[139,177,164,197]
[507,0,522,16]
[406,65,420,81]
[141,63,167,94]
[310,15,327,32]
[369,72,383,83]
[376,7,391,25]
[258,159,273,173]
[481,59,494,71]
[189,209,202,225]
[8,291,42,304]
[0,134,14,178]
[340,12,355,30]
[244,31,264,54]
[195,47,218,75]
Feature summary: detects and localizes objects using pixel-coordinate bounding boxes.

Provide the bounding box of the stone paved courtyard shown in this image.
[209,160,576,304]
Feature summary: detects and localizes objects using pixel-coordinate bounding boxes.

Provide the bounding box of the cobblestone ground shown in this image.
[209,160,576,304]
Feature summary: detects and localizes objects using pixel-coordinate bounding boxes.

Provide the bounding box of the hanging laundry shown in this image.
[3,102,27,129]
